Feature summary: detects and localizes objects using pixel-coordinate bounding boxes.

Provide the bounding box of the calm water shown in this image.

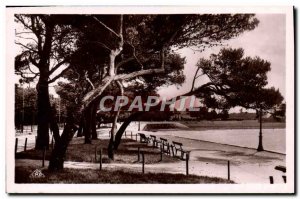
[147,129,286,154]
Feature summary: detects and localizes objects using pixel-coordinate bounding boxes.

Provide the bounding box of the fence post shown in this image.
[269,176,274,184]
[138,121,141,131]
[94,146,97,162]
[227,160,230,181]
[136,134,138,141]
[282,176,286,183]
[15,138,18,154]
[42,147,46,167]
[99,148,102,170]
[160,145,163,161]
[186,153,190,176]
[138,147,140,162]
[51,136,54,150]
[142,151,145,174]
[131,131,133,140]
[24,138,28,152]
[170,145,174,156]
[125,131,127,137]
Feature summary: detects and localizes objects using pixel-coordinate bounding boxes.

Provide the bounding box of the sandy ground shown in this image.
[15,127,286,184]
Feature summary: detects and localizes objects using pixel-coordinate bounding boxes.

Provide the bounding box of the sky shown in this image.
[158,14,286,107]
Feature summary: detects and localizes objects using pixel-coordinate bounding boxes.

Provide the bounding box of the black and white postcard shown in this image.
[6,6,295,194]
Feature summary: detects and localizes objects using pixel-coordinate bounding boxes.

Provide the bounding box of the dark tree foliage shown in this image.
[15,84,37,127]
[122,14,258,51]
[193,48,283,111]
[272,103,286,121]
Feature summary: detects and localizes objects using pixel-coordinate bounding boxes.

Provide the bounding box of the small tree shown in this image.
[219,109,229,120]
[273,103,286,122]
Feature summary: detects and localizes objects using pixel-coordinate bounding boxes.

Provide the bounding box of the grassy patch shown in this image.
[15,165,233,184]
[16,138,178,164]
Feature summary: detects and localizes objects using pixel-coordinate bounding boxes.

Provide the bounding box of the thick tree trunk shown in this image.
[35,22,54,150]
[48,115,78,171]
[91,102,98,140]
[35,76,51,150]
[49,107,60,144]
[107,81,123,159]
[76,117,84,137]
[114,112,143,150]
[107,112,119,159]
[83,106,92,144]
[113,95,190,151]
[108,138,114,160]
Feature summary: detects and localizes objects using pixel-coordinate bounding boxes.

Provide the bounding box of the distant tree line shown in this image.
[189,108,229,120]
[15,84,68,128]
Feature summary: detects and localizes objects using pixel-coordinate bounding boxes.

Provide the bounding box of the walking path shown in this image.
[15,126,286,184]
[15,139,285,184]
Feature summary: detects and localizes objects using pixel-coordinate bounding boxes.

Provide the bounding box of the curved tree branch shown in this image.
[48,65,71,84]
[16,71,39,81]
[114,48,165,81]
[28,64,40,75]
[191,67,201,92]
[84,71,95,90]
[92,16,121,39]
[115,57,135,72]
[48,59,68,75]
[82,76,115,109]
[15,42,38,53]
[126,41,144,69]
[28,52,39,68]
[15,35,38,44]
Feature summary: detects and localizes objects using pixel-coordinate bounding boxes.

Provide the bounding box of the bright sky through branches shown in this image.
[158,14,286,103]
